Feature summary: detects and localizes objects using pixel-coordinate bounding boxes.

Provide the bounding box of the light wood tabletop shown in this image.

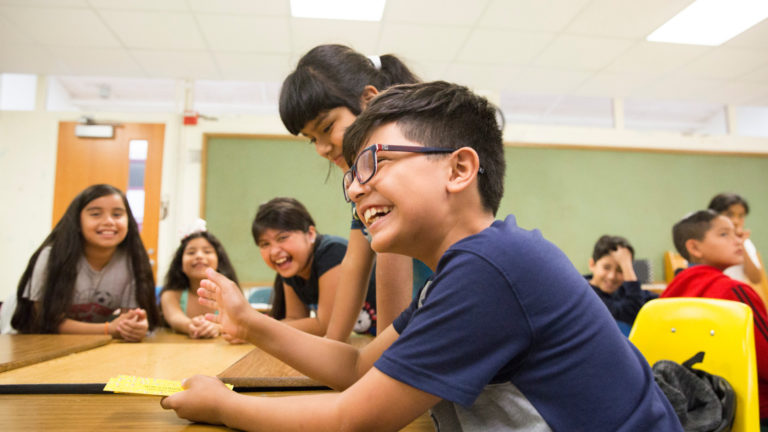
[0,392,435,431]
[218,333,373,388]
[0,335,253,385]
[0,334,112,373]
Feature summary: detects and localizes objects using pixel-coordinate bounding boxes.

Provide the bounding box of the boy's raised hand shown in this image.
[610,246,637,281]
[198,268,253,342]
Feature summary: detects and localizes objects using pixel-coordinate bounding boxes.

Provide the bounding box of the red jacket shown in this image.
[662,265,768,418]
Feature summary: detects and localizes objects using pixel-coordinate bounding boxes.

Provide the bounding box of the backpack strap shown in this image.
[682,351,706,369]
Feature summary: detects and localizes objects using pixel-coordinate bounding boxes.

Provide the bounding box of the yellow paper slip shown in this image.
[104,375,234,396]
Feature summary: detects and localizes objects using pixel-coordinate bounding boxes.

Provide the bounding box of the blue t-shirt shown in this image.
[375,215,681,431]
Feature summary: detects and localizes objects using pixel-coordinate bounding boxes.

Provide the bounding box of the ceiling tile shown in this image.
[478,0,591,32]
[90,0,188,11]
[677,47,768,80]
[0,13,35,44]
[50,47,145,77]
[565,0,691,39]
[0,6,121,47]
[639,74,728,103]
[504,67,593,93]
[378,23,470,62]
[131,50,220,79]
[385,0,488,25]
[290,19,380,56]
[187,0,287,15]
[533,35,634,71]
[100,11,206,50]
[457,29,555,65]
[724,19,768,49]
[706,81,768,105]
[441,63,518,92]
[574,72,654,98]
[400,59,449,83]
[0,0,87,7]
[197,14,291,52]
[740,64,768,85]
[0,43,63,74]
[603,41,709,75]
[214,52,292,81]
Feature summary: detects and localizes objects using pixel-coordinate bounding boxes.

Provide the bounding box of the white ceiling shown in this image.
[1,0,767,107]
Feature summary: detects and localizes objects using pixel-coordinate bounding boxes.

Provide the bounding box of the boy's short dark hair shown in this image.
[342,81,505,215]
[708,193,749,215]
[592,235,635,262]
[672,209,719,261]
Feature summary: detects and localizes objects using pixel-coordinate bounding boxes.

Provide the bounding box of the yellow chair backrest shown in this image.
[663,250,688,284]
[629,298,760,432]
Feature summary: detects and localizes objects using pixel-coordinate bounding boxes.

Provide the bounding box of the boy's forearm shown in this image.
[220,392,345,432]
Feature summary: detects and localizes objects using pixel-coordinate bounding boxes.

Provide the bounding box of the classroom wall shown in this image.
[2,99,768,301]
[204,136,768,285]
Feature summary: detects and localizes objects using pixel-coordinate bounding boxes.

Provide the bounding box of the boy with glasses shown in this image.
[162,81,681,431]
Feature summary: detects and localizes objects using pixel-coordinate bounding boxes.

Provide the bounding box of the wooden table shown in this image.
[0,392,435,431]
[0,334,111,373]
[0,335,254,387]
[218,333,373,388]
[0,331,434,431]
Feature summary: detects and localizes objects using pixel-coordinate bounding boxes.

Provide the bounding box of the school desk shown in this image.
[0,330,434,431]
[0,334,111,373]
[218,333,373,387]
[0,391,435,431]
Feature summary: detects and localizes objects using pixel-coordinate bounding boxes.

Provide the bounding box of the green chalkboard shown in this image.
[205,136,768,284]
[204,136,351,285]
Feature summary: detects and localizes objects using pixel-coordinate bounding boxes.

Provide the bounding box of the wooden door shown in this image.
[53,122,165,278]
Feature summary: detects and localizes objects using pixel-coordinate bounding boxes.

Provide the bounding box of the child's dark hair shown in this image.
[672,209,720,261]
[708,193,749,215]
[343,81,506,215]
[162,231,239,293]
[279,44,420,135]
[12,184,159,333]
[592,235,635,262]
[251,197,317,320]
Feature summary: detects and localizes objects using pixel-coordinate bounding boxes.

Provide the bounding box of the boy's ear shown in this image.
[588,257,596,271]
[446,147,481,194]
[685,238,703,261]
[359,85,379,110]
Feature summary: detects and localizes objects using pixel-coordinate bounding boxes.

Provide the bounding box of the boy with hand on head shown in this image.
[587,235,657,326]
[162,82,681,431]
[661,209,768,421]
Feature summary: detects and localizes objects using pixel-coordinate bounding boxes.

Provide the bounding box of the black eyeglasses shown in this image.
[342,144,454,203]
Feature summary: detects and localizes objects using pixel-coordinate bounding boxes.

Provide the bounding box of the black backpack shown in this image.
[652,352,736,432]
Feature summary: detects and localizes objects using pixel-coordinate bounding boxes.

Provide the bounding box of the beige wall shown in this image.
[1,87,767,302]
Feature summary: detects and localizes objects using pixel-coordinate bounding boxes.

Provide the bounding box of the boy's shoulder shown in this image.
[663,265,748,298]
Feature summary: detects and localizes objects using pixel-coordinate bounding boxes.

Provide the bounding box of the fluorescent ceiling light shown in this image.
[290,0,385,21]
[647,0,768,46]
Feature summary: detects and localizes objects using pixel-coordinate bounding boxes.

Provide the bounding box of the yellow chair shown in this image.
[629,298,760,432]
[663,250,688,284]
